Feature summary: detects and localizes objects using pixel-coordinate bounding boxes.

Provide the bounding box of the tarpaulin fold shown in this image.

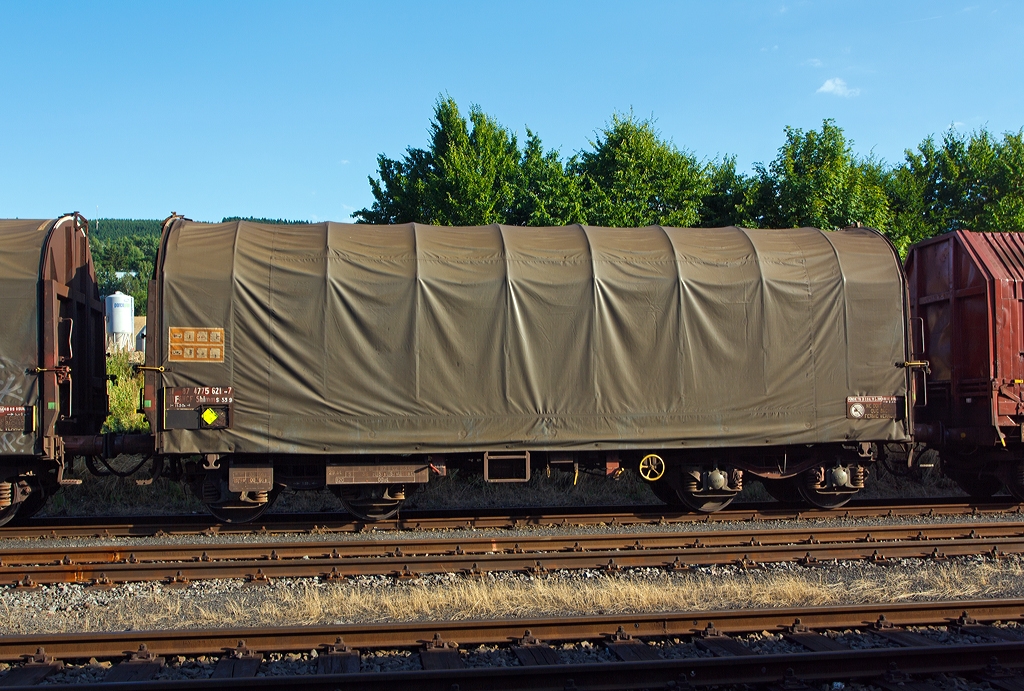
[156,222,911,455]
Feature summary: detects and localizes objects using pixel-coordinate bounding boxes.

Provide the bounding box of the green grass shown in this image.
[102,351,149,433]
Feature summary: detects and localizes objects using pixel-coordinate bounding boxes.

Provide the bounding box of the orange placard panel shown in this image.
[168,327,225,363]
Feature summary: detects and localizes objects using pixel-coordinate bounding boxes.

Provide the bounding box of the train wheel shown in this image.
[649,479,682,506]
[0,503,20,528]
[1005,465,1024,502]
[205,488,281,523]
[14,480,48,521]
[954,474,1004,499]
[794,463,863,509]
[4,478,49,526]
[333,485,405,521]
[652,467,739,513]
[674,487,735,513]
[760,478,802,503]
[797,484,856,509]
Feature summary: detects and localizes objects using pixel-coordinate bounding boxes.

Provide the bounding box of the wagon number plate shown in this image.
[846,396,898,419]
[0,406,30,433]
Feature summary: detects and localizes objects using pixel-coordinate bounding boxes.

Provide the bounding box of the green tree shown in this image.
[571,114,709,227]
[752,120,892,232]
[91,234,160,314]
[883,151,933,254]
[510,131,584,226]
[355,98,578,226]
[901,128,1024,236]
[697,156,758,227]
[425,98,521,225]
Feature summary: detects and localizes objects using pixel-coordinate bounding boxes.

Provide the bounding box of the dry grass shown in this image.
[42,456,204,517]
[5,559,1021,635]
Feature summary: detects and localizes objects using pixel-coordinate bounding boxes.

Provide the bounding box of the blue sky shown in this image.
[1,1,1021,222]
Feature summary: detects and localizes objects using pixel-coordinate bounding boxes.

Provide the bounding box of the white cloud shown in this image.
[804,58,823,67]
[817,78,860,98]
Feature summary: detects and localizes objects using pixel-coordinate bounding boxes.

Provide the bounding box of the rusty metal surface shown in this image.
[0,215,106,462]
[907,230,1024,443]
[0,598,1020,662]
[62,434,155,458]
[2,498,1022,540]
[1,521,1022,585]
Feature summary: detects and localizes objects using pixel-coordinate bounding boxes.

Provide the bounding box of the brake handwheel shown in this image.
[639,454,666,481]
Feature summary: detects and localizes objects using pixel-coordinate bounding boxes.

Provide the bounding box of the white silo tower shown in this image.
[105,291,135,352]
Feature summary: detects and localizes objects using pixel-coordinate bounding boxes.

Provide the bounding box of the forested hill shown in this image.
[91,218,162,241]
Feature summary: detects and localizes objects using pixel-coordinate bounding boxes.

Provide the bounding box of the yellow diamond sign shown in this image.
[201,408,220,425]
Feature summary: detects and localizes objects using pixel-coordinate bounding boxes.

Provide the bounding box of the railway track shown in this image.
[1,520,1021,586]
[0,599,1022,688]
[5,497,1022,540]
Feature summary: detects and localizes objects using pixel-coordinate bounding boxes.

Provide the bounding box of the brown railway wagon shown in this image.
[143,218,913,521]
[907,229,1024,499]
[0,215,107,525]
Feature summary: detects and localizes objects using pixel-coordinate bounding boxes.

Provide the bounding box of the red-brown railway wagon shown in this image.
[0,215,108,525]
[906,229,1024,499]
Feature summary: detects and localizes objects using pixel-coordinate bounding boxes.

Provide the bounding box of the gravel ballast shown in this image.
[1,555,1022,636]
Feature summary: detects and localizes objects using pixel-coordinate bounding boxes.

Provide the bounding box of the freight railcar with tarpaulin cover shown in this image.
[143,218,914,521]
[907,229,1024,500]
[0,215,107,525]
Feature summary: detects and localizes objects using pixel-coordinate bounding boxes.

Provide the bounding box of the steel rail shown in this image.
[14,642,1024,691]
[2,520,1021,565]
[12,643,1024,691]
[1,529,1022,585]
[4,497,1021,540]
[0,598,1021,661]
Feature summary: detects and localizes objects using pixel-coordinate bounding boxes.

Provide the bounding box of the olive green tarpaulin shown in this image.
[0,220,47,455]
[156,222,911,455]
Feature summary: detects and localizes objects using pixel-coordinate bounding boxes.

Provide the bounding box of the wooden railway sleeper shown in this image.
[119,644,165,667]
[769,668,817,691]
[1,648,64,686]
[395,564,418,579]
[316,637,360,675]
[666,556,693,572]
[165,570,189,587]
[798,552,820,567]
[246,568,270,584]
[973,657,1024,691]
[90,573,113,589]
[527,560,548,576]
[213,640,263,679]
